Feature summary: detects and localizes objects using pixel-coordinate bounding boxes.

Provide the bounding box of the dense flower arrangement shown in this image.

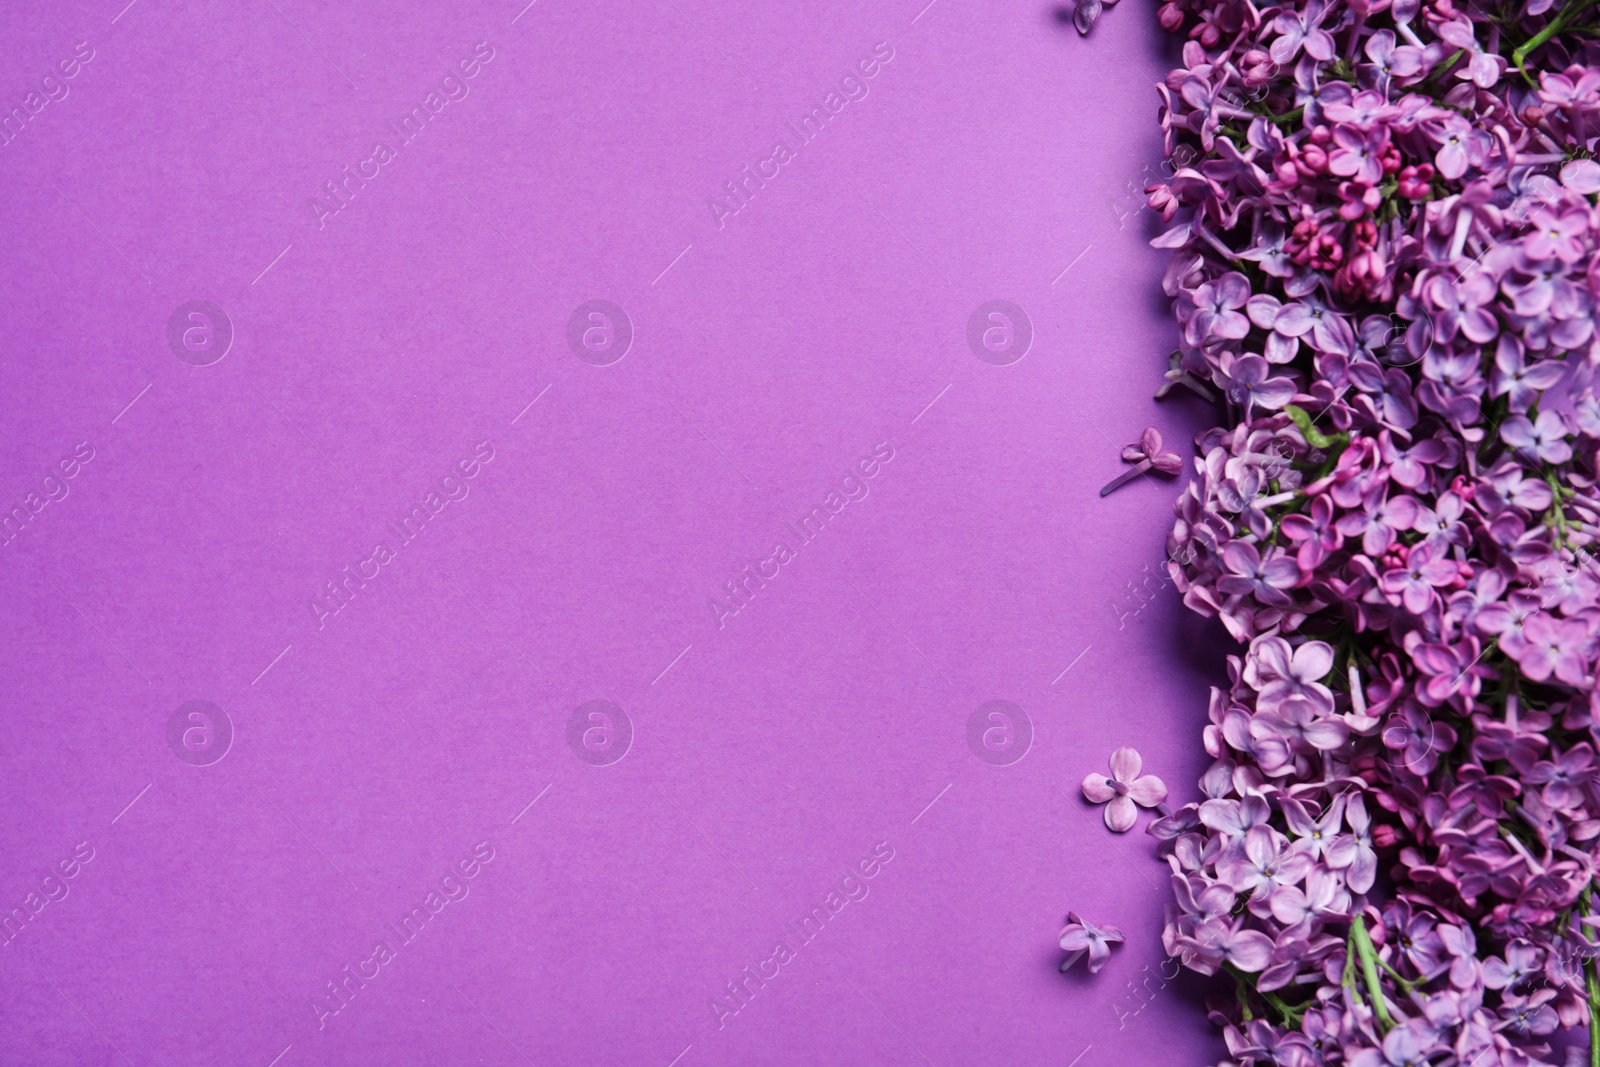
[1128,0,1600,1063]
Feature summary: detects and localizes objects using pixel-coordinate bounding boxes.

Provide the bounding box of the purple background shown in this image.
[0,1,1228,1064]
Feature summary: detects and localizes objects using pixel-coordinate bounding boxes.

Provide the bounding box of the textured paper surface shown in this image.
[1,1,1228,1063]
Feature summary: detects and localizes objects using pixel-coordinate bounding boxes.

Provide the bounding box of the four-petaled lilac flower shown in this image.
[1249,637,1336,712]
[1082,746,1168,832]
[1186,272,1252,345]
[1515,613,1591,686]
[1519,743,1596,810]
[1490,335,1566,412]
[1329,126,1389,185]
[1270,0,1336,65]
[1379,542,1459,614]
[1218,354,1297,414]
[1219,541,1301,607]
[1326,793,1378,893]
[1524,208,1588,263]
[1427,270,1499,345]
[1058,912,1124,973]
[1217,826,1313,899]
[1347,1022,1438,1067]
[1482,940,1544,990]
[1500,411,1573,465]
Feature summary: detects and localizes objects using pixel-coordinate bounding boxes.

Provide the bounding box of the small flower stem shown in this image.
[1178,372,1217,402]
[1514,0,1599,80]
[1584,940,1600,1067]
[1231,967,1254,1022]
[1101,460,1152,497]
[1350,915,1395,1033]
[1377,956,1417,993]
[1259,988,1305,1029]
[1581,886,1600,1067]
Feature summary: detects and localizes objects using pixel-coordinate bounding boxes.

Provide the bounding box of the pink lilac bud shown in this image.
[1309,234,1344,269]
[1396,163,1434,198]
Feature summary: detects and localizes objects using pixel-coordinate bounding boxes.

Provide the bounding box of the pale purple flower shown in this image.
[1524,209,1589,263]
[1248,637,1336,712]
[1482,940,1544,990]
[1179,916,1276,974]
[1328,126,1389,185]
[1489,335,1566,412]
[1269,868,1350,927]
[1186,272,1253,344]
[1515,614,1591,686]
[1427,270,1499,344]
[1219,353,1298,414]
[1348,1023,1438,1067]
[1082,746,1168,832]
[1326,793,1378,893]
[1281,794,1345,861]
[1520,743,1596,811]
[1270,0,1336,65]
[1500,411,1573,465]
[1217,826,1312,899]
[1219,542,1300,607]
[1058,912,1124,972]
[1378,541,1456,614]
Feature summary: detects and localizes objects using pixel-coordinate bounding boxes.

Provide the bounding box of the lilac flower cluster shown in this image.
[1131,0,1600,1063]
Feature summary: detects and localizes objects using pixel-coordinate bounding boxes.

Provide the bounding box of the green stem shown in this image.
[1351,916,1395,1033]
[1582,887,1600,1067]
[1588,959,1599,1067]
[1378,956,1418,994]
[1546,471,1574,546]
[1515,0,1599,79]
[1260,989,1305,1029]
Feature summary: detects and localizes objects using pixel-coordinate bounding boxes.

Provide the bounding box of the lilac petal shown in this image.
[1292,641,1335,680]
[1252,379,1298,409]
[1303,721,1349,750]
[1105,795,1138,832]
[1561,159,1600,194]
[1347,852,1377,894]
[1082,773,1117,803]
[1226,930,1276,972]
[1151,451,1184,475]
[1261,556,1301,587]
[1108,746,1143,782]
[1074,0,1102,34]
[1127,774,1168,807]
[1324,837,1358,868]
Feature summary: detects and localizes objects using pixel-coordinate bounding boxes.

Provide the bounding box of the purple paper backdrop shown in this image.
[2,1,1229,1064]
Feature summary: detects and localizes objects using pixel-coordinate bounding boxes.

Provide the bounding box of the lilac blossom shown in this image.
[1064,3,1600,1063]
[1082,746,1168,832]
[1058,912,1124,972]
